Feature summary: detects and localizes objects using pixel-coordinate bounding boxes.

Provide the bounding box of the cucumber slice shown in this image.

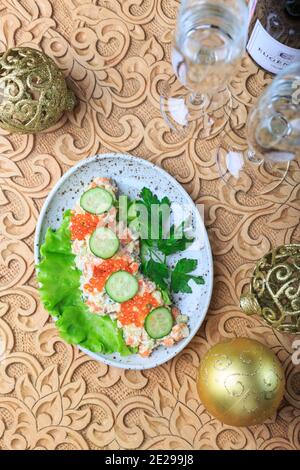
[105,270,138,303]
[144,307,174,339]
[128,202,138,221]
[89,227,119,259]
[80,187,113,214]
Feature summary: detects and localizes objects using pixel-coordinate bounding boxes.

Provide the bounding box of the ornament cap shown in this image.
[65,89,77,111]
[240,293,261,316]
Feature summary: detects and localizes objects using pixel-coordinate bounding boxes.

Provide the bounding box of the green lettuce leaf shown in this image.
[56,303,131,355]
[37,210,132,355]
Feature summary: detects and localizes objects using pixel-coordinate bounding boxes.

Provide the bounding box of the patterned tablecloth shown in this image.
[0,0,299,451]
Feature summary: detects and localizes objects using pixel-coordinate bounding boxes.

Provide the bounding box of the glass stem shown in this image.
[247,148,263,164]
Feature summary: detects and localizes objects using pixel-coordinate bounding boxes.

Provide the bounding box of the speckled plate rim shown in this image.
[34,153,213,369]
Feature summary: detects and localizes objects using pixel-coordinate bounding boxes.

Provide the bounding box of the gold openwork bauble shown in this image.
[0,47,76,133]
[240,244,300,334]
[197,338,285,427]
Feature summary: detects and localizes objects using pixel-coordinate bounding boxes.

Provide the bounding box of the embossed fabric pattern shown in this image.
[0,0,299,450]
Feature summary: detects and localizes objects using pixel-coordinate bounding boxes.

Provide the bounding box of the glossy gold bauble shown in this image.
[197,338,285,427]
[240,244,300,334]
[0,47,76,133]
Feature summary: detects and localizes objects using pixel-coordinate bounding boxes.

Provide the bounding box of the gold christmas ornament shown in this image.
[197,338,285,427]
[240,244,300,334]
[0,47,76,133]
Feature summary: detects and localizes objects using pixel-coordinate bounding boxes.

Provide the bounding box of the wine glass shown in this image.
[217,61,300,197]
[160,0,249,136]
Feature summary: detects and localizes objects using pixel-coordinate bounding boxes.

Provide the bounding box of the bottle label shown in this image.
[247,20,300,74]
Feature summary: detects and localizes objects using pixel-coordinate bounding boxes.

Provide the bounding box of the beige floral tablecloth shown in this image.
[0,0,299,450]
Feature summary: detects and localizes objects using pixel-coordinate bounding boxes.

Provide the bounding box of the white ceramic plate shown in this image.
[34,153,213,369]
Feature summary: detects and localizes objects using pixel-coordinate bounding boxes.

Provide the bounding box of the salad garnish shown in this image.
[37,178,205,357]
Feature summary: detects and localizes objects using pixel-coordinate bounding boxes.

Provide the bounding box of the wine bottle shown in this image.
[247,0,300,74]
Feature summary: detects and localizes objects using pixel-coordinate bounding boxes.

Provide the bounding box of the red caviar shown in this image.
[84,258,139,293]
[70,212,99,240]
[118,293,159,327]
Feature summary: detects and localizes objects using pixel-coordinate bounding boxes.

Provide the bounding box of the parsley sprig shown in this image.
[135,188,204,296]
[171,258,205,293]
